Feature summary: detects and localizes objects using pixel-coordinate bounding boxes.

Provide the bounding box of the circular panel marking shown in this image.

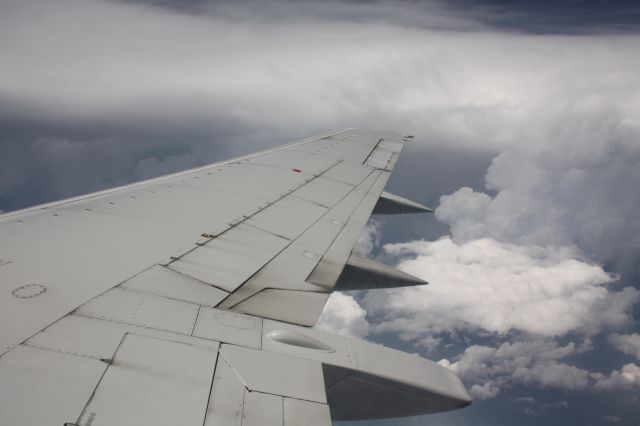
[12,284,47,299]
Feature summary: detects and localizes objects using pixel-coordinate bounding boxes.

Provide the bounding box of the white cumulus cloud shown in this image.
[364,237,637,337]
[439,339,640,399]
[608,333,640,360]
[439,340,593,399]
[315,292,370,338]
[592,363,640,391]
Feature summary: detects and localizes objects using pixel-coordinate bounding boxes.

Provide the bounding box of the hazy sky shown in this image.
[1,1,640,424]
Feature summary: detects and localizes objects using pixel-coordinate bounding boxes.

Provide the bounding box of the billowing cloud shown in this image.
[364,237,637,337]
[608,333,640,360]
[436,132,640,275]
[315,292,370,338]
[439,339,640,399]
[592,363,640,392]
[353,220,383,257]
[438,339,592,399]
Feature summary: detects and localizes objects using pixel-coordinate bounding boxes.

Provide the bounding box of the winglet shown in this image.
[373,191,433,215]
[333,253,428,291]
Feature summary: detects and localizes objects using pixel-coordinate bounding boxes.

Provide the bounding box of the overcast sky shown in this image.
[2,0,640,424]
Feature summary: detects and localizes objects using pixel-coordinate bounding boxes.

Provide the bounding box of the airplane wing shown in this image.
[0,129,471,425]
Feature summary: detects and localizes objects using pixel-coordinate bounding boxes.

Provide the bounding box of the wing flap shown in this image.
[232,289,330,326]
[284,398,332,426]
[242,391,283,426]
[168,224,290,293]
[77,334,218,426]
[121,265,229,307]
[0,344,106,426]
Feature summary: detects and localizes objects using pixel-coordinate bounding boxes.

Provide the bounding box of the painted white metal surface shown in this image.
[266,319,471,419]
[287,137,337,154]
[291,176,356,207]
[379,140,403,153]
[121,265,229,307]
[219,171,380,310]
[334,253,428,290]
[220,343,327,403]
[350,337,471,403]
[263,319,353,366]
[308,171,391,289]
[69,182,261,238]
[76,287,199,335]
[242,391,283,426]
[373,190,433,214]
[173,163,306,200]
[365,146,394,170]
[233,289,330,326]
[78,334,218,426]
[0,130,350,355]
[193,306,263,349]
[204,355,245,426]
[245,195,327,240]
[247,150,337,176]
[220,240,327,310]
[169,224,290,292]
[261,319,471,420]
[26,314,219,360]
[0,345,107,426]
[284,398,332,426]
[322,161,372,185]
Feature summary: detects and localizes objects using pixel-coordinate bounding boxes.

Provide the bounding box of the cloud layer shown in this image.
[365,238,637,338]
[2,0,640,212]
[609,333,640,360]
[440,339,640,399]
[315,292,370,338]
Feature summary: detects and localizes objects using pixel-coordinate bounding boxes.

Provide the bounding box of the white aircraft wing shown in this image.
[0,129,471,425]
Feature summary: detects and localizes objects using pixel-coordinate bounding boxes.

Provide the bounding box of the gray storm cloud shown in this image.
[2,0,639,215]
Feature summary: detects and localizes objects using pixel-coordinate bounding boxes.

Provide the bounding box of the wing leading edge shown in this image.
[0,129,471,425]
